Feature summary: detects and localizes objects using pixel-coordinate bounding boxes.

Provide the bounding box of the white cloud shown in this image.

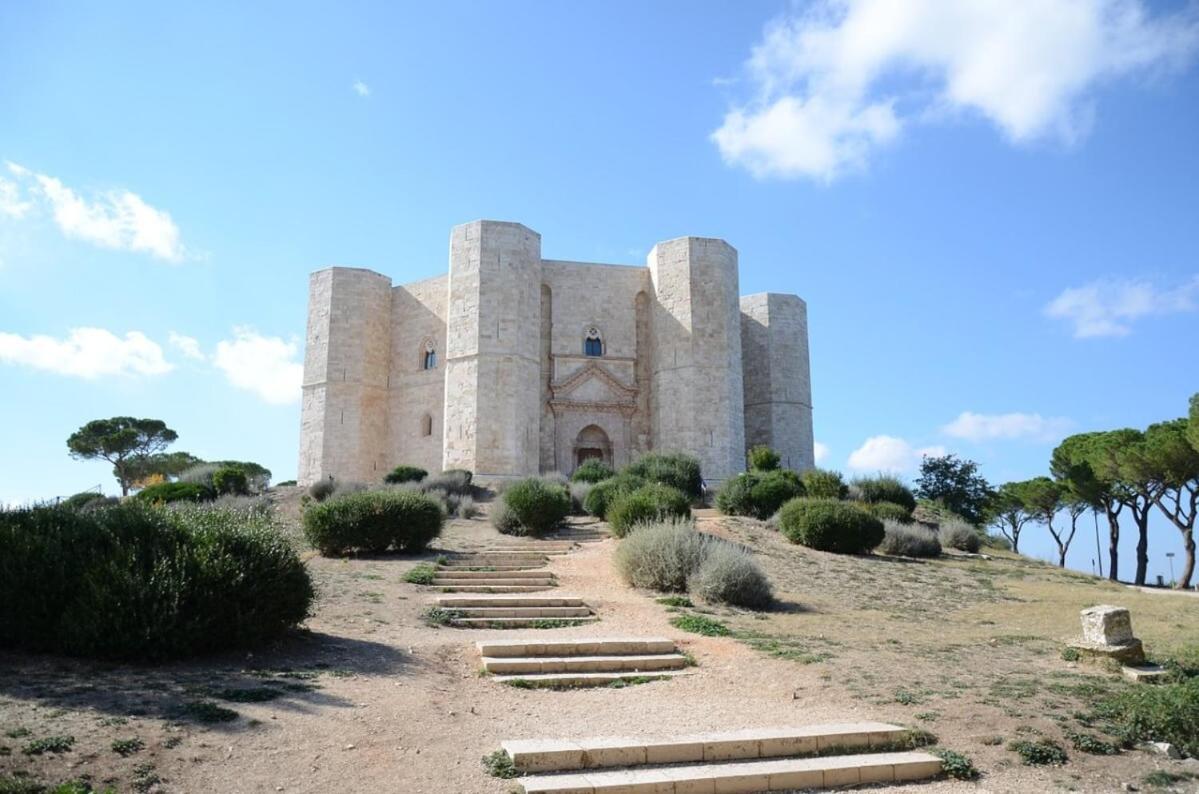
[213,327,303,405]
[352,80,371,97]
[713,0,1199,180]
[813,441,829,463]
[1045,275,1199,338]
[0,328,173,378]
[168,331,206,361]
[4,161,185,261]
[847,435,945,473]
[942,411,1072,443]
[0,176,32,218]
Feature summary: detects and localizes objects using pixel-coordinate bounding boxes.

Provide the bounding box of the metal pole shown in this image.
[1093,509,1103,579]
[1167,553,1176,587]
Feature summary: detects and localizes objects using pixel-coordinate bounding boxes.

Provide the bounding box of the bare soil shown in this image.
[2,493,1198,793]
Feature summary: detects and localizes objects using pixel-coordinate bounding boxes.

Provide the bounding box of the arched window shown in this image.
[420,413,433,437]
[422,340,437,370]
[583,327,603,357]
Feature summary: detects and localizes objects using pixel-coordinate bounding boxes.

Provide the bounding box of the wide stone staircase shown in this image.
[478,636,690,687]
[499,723,943,793]
[430,552,557,592]
[432,595,596,628]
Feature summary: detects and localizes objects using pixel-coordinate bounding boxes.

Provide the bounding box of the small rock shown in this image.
[1138,741,1181,759]
[448,710,456,717]
[344,744,356,751]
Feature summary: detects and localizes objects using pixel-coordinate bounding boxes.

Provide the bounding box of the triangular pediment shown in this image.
[552,362,637,404]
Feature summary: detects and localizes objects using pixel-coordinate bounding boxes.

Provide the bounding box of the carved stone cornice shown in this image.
[549,399,638,418]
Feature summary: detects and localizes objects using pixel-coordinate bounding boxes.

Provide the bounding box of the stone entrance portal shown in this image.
[573,425,612,471]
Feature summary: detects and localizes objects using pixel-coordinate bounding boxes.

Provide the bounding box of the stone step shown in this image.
[503,723,911,773]
[478,637,676,658]
[516,751,943,793]
[479,549,571,556]
[437,564,547,572]
[436,585,555,593]
[482,653,688,675]
[432,578,556,587]
[493,670,690,688]
[452,617,600,629]
[433,569,558,580]
[437,596,587,608]
[452,607,592,618]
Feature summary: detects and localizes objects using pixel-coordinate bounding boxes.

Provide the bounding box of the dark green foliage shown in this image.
[1094,676,1199,757]
[211,465,249,496]
[747,445,780,471]
[716,470,804,520]
[498,478,570,536]
[132,481,211,504]
[61,491,108,510]
[670,614,730,636]
[0,504,313,660]
[275,480,298,487]
[66,417,179,496]
[403,563,438,584]
[211,460,271,491]
[1007,738,1067,765]
[607,483,691,537]
[867,501,913,523]
[482,749,518,778]
[625,453,703,498]
[583,474,646,518]
[853,475,917,512]
[1188,392,1199,452]
[111,738,144,756]
[915,454,993,526]
[571,459,615,483]
[384,465,428,485]
[777,498,885,554]
[1064,731,1117,755]
[800,468,848,500]
[933,749,979,780]
[1144,771,1197,789]
[1,778,116,794]
[22,736,74,755]
[656,595,693,607]
[302,490,444,555]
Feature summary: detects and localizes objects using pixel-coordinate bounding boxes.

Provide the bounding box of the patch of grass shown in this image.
[980,735,1004,746]
[481,749,518,778]
[131,763,160,793]
[894,688,926,705]
[528,619,590,629]
[22,735,75,755]
[1092,677,1199,757]
[212,687,283,703]
[111,738,144,756]
[1065,730,1118,755]
[163,736,183,749]
[3,728,30,739]
[1143,770,1198,789]
[402,563,437,585]
[914,711,939,722]
[734,631,837,664]
[670,614,730,637]
[180,700,238,723]
[606,675,669,689]
[421,606,462,627]
[656,595,693,608]
[934,748,979,780]
[1061,647,1081,662]
[1008,738,1068,766]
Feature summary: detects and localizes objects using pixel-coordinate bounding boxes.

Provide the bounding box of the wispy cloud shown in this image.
[213,327,303,405]
[1044,275,1199,338]
[942,411,1072,443]
[712,0,1199,181]
[4,161,186,261]
[168,331,205,361]
[813,441,829,463]
[847,435,945,474]
[0,328,173,378]
[352,80,371,97]
[0,176,32,218]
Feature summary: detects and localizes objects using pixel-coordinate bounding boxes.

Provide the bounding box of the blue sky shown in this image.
[1,1,1197,580]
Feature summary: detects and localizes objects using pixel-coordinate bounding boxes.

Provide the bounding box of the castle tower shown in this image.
[298,267,393,485]
[647,237,746,481]
[442,220,542,479]
[740,293,815,472]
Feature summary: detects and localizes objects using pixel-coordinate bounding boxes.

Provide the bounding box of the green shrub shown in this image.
[625,453,703,499]
[933,749,979,780]
[275,480,297,487]
[877,521,941,558]
[687,542,772,608]
[1007,738,1067,766]
[489,499,522,534]
[302,490,443,555]
[607,484,691,537]
[211,465,249,496]
[583,474,646,519]
[1094,676,1199,757]
[613,518,711,592]
[1065,731,1117,755]
[421,470,474,496]
[307,478,337,502]
[384,465,428,485]
[852,475,916,512]
[801,468,848,500]
[498,478,570,536]
[571,459,615,483]
[403,563,437,585]
[747,445,780,471]
[670,614,731,636]
[61,491,107,510]
[777,498,884,554]
[0,504,313,660]
[133,482,211,504]
[716,470,804,520]
[939,519,982,553]
[867,501,913,523]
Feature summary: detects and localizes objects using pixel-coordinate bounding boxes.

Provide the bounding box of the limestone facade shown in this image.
[298,220,814,485]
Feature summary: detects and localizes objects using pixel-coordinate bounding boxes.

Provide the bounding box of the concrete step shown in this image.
[516,751,943,793]
[432,578,556,588]
[433,569,558,580]
[482,653,688,675]
[437,564,547,572]
[437,596,587,608]
[436,585,555,593]
[479,549,571,556]
[478,637,676,659]
[494,670,690,688]
[503,723,911,773]
[451,617,600,628]
[451,607,592,618]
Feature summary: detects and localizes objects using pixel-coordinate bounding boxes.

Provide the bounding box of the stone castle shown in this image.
[298,220,813,486]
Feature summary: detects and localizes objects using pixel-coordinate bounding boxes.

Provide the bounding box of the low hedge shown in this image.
[625,453,703,499]
[0,503,313,660]
[777,498,884,554]
[302,490,443,555]
[583,474,646,519]
[607,483,691,537]
[867,501,914,524]
[571,459,615,484]
[497,478,570,536]
[384,465,428,485]
[133,482,212,504]
[716,470,804,520]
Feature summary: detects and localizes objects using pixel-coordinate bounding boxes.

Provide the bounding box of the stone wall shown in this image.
[388,274,448,476]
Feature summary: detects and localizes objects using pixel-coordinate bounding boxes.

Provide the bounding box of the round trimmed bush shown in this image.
[134,482,211,504]
[384,465,428,485]
[878,520,941,558]
[868,501,913,524]
[801,468,849,500]
[716,470,804,520]
[583,473,646,519]
[212,465,249,496]
[853,475,916,512]
[606,483,691,537]
[626,453,703,499]
[688,542,773,608]
[0,503,313,660]
[613,518,711,592]
[747,445,781,472]
[302,490,443,555]
[498,478,570,536]
[777,498,884,554]
[939,519,982,553]
[572,459,615,484]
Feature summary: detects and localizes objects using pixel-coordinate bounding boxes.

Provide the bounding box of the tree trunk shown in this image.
[1104,504,1120,582]
[1058,545,1067,567]
[1180,531,1196,590]
[1132,503,1150,586]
